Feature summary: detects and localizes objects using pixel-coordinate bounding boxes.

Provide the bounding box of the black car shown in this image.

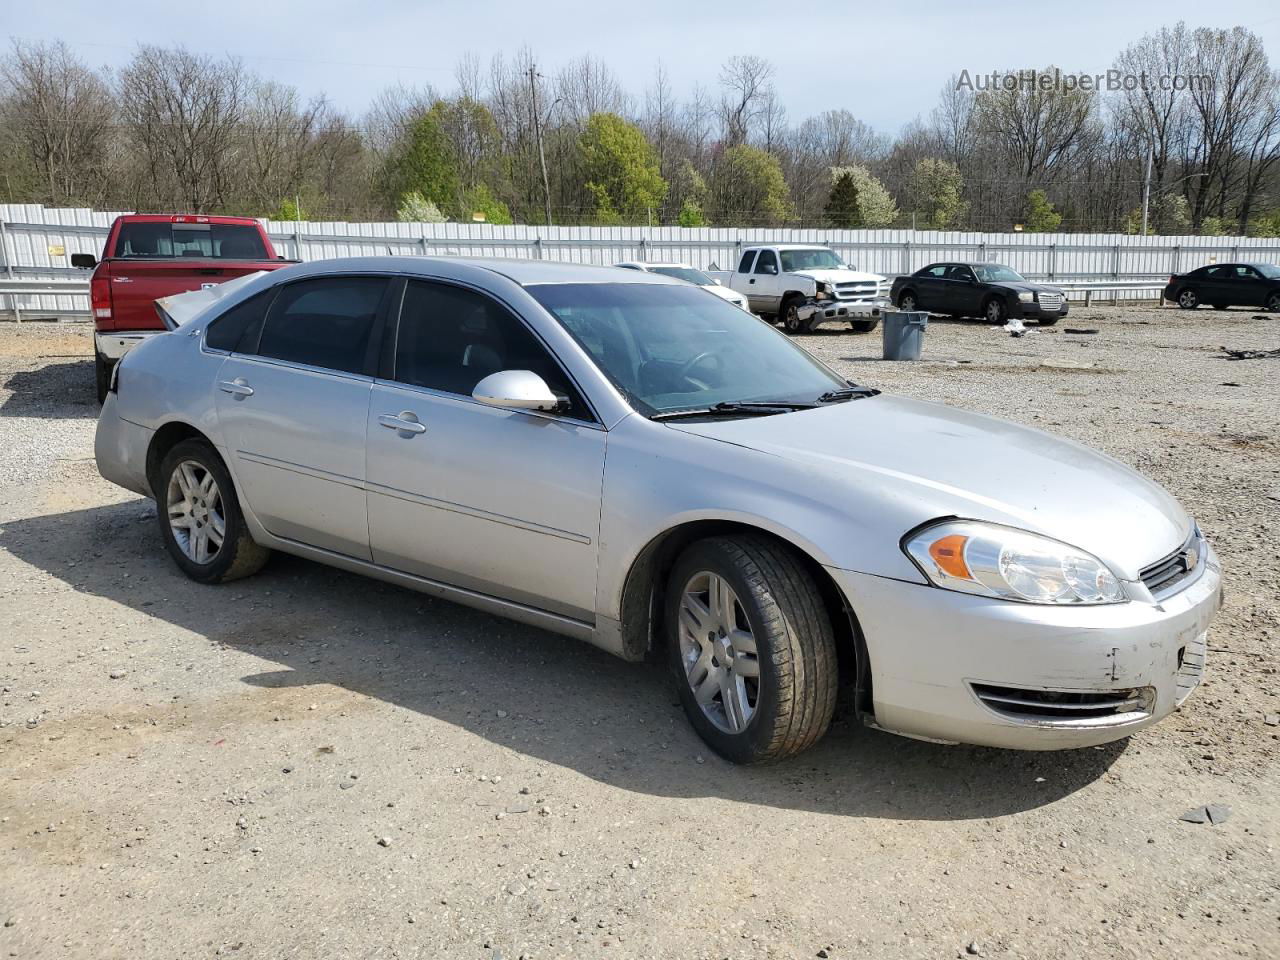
[890,262,1067,325]
[1163,262,1280,311]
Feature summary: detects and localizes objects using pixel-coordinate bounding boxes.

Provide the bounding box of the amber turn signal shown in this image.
[928,534,972,580]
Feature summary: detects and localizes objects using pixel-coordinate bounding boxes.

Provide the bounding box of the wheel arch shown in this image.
[615,519,868,710]
[145,421,215,498]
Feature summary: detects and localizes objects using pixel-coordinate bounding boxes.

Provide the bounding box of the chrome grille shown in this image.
[1037,291,1064,310]
[972,683,1153,724]
[1175,631,1207,705]
[834,282,880,301]
[1141,530,1203,597]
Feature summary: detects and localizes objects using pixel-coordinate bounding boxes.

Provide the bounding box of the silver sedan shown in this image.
[95,257,1222,763]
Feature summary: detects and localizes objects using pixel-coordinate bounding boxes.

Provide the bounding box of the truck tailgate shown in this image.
[103,260,283,332]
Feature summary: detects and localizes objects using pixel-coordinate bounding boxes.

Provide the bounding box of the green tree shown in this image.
[824,172,861,227]
[710,145,791,225]
[396,191,446,223]
[1199,216,1227,236]
[1246,209,1280,237]
[1025,189,1062,232]
[908,158,966,229]
[676,197,707,227]
[383,104,460,214]
[578,112,667,224]
[271,197,305,222]
[830,165,898,227]
[459,183,513,225]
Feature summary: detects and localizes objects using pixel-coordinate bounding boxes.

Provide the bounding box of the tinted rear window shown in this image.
[206,290,274,352]
[116,222,268,260]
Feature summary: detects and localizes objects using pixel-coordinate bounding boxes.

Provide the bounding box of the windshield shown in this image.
[649,265,713,285]
[1253,263,1280,279]
[528,283,845,416]
[116,222,268,260]
[974,264,1025,283]
[778,248,844,272]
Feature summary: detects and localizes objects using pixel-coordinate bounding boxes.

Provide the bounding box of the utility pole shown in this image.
[1140,139,1153,235]
[528,63,554,227]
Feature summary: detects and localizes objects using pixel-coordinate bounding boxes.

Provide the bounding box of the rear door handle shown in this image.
[378,412,427,436]
[218,379,254,399]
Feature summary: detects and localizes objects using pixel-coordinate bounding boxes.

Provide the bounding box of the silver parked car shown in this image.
[96,257,1222,763]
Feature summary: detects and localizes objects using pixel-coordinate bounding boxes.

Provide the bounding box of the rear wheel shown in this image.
[1177,288,1199,309]
[158,439,270,584]
[897,291,918,311]
[666,535,838,764]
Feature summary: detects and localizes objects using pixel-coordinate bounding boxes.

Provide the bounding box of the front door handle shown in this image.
[218,378,254,399]
[378,412,427,436]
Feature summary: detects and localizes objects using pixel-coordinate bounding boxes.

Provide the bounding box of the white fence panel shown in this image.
[5,203,1280,319]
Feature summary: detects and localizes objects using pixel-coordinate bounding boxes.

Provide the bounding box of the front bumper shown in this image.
[1012,300,1069,320]
[95,330,160,361]
[829,543,1222,750]
[799,297,891,325]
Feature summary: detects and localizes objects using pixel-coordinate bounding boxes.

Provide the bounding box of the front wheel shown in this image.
[781,297,808,335]
[1266,291,1280,312]
[984,297,1008,324]
[1177,288,1199,309]
[158,439,270,584]
[666,535,838,764]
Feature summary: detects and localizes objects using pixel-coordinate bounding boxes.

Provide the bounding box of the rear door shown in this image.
[365,278,605,620]
[213,275,392,560]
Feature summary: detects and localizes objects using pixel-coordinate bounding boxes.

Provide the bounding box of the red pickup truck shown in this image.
[73,215,293,401]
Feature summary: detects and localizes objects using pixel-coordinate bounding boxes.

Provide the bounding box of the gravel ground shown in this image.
[0,307,1277,960]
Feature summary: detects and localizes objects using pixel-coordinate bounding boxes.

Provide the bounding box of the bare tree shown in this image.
[717,55,775,147]
[0,39,114,206]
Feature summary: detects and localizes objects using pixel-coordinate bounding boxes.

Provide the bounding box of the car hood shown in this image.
[669,396,1190,579]
[991,280,1064,295]
[793,268,886,285]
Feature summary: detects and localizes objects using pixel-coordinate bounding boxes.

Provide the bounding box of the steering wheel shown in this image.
[676,351,723,388]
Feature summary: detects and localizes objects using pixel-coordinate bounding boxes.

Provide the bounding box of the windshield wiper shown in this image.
[651,400,818,421]
[817,385,880,403]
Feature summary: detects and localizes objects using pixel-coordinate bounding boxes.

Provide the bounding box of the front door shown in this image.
[214,275,390,560]
[751,249,783,313]
[365,279,605,620]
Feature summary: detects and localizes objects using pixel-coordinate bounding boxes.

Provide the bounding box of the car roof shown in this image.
[750,243,835,251]
[273,255,685,287]
[614,261,696,270]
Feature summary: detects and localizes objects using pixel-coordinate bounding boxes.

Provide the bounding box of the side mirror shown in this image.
[472,370,561,412]
[761,264,777,275]
[71,253,96,269]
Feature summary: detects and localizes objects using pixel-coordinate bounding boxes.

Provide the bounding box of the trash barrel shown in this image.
[882,311,928,360]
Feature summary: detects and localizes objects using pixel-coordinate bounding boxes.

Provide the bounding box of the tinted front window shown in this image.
[206,290,274,352]
[256,277,386,374]
[778,248,843,271]
[754,250,778,274]
[394,281,589,418]
[116,222,268,259]
[528,283,845,416]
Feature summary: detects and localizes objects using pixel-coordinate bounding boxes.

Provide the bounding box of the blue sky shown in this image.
[9,0,1280,134]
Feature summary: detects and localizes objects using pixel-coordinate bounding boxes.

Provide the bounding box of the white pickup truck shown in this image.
[707,244,890,333]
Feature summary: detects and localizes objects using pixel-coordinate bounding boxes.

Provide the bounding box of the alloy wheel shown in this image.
[1267,293,1280,312]
[899,294,917,311]
[1179,289,1198,308]
[166,460,226,564]
[986,300,1004,323]
[678,571,760,734]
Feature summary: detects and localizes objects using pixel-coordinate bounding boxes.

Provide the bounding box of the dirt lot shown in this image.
[1,306,1277,960]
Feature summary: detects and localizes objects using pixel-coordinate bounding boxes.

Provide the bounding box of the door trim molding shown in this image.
[366,480,593,544]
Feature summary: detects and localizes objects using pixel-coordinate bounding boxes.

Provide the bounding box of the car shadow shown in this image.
[0,499,1126,821]
[1,360,99,419]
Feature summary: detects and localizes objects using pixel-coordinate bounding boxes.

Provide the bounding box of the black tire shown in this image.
[157,438,270,584]
[665,535,838,764]
[850,318,879,333]
[1266,291,1280,312]
[95,353,112,405]
[984,297,1007,324]
[1176,288,1198,309]
[897,290,918,311]
[781,296,808,334]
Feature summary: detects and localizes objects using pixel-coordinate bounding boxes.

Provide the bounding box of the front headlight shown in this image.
[815,281,834,301]
[903,520,1127,605]
[1018,291,1034,303]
